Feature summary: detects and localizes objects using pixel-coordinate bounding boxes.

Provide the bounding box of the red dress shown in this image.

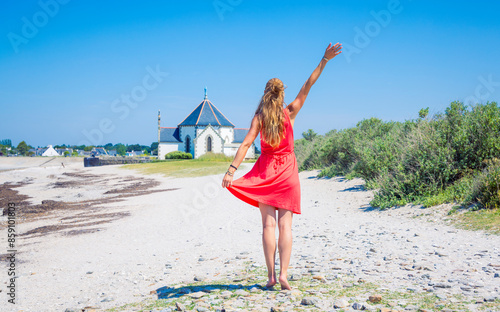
[227,107,301,214]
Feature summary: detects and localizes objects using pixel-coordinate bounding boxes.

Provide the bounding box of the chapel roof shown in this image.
[233,128,249,143]
[178,92,235,127]
[159,127,181,143]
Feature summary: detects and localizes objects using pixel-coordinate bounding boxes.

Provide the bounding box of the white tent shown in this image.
[42,145,59,157]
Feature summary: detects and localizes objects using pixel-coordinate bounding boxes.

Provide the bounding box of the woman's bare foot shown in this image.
[266,274,277,288]
[279,275,291,290]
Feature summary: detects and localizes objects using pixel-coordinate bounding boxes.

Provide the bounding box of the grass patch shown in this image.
[450,208,500,234]
[123,160,232,178]
[124,150,258,178]
[123,154,256,178]
[196,152,233,162]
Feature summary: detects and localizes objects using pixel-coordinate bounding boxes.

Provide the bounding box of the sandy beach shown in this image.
[0,157,499,311]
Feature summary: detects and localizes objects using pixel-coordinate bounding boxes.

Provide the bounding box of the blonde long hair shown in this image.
[255,78,286,148]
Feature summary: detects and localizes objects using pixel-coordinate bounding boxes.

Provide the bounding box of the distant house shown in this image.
[92,147,108,156]
[107,150,117,156]
[78,150,92,157]
[55,148,73,156]
[33,147,46,156]
[42,145,59,157]
[125,151,143,157]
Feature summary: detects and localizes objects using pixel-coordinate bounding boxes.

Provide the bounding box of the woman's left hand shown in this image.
[324,42,342,60]
[222,172,233,188]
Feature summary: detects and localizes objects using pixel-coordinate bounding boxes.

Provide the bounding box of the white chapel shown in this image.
[158,89,256,159]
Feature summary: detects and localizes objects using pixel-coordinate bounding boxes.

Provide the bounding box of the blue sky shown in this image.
[1,0,499,147]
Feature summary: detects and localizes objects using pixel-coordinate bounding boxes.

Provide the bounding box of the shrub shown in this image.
[295,101,500,209]
[165,151,192,159]
[466,159,500,209]
[196,152,233,162]
[302,129,317,141]
[295,135,329,171]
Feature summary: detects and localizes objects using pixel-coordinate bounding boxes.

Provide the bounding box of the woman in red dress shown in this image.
[222,42,342,290]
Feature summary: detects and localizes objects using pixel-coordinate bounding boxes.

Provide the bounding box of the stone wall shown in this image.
[83,157,153,167]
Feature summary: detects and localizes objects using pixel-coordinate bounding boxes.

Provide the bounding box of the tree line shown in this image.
[0,141,159,157]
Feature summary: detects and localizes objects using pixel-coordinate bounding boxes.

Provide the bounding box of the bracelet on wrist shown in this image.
[226,170,233,176]
[323,57,330,62]
[230,164,238,170]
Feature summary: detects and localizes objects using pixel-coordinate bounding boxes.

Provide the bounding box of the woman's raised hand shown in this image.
[324,42,342,61]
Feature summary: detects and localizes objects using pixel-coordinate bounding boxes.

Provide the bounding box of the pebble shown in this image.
[188,291,206,299]
[435,251,448,257]
[249,286,260,293]
[312,275,327,283]
[333,298,349,308]
[219,291,233,299]
[433,283,451,288]
[175,302,186,311]
[301,297,318,305]
[290,274,302,281]
[290,289,302,297]
[368,294,382,303]
[435,293,447,300]
[352,302,364,310]
[234,289,250,297]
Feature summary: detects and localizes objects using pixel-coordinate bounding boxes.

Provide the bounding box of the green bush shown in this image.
[302,129,317,141]
[165,151,193,159]
[466,159,500,209]
[295,134,329,171]
[295,101,500,209]
[196,152,233,162]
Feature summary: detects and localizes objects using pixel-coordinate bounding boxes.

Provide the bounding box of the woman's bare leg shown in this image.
[277,208,293,290]
[258,202,277,288]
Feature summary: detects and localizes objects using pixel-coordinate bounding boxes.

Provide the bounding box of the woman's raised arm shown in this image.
[286,42,342,121]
